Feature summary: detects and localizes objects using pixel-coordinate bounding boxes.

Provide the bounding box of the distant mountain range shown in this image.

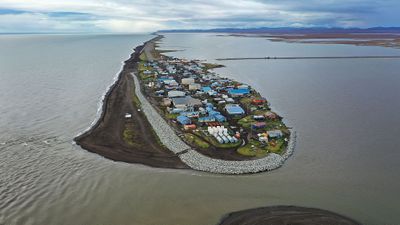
[158,27,400,34]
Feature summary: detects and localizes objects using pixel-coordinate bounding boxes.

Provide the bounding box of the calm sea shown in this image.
[1,33,399,225]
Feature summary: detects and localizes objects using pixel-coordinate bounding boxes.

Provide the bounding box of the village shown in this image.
[136,51,291,158]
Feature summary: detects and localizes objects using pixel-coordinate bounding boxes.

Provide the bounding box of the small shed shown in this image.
[199,116,216,123]
[177,115,191,125]
[268,130,283,138]
[265,111,278,120]
[214,114,227,122]
[202,86,212,92]
[162,98,172,107]
[252,98,266,105]
[252,122,266,129]
[184,124,197,130]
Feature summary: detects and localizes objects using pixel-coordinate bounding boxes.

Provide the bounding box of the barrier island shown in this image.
[75,35,296,174]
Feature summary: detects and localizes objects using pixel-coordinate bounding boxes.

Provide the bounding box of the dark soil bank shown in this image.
[218,206,361,225]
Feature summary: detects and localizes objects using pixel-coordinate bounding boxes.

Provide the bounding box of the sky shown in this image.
[0,0,399,33]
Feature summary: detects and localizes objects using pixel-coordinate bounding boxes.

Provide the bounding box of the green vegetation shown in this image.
[123,127,139,147]
[138,62,153,72]
[237,139,268,157]
[238,114,287,131]
[184,133,210,149]
[237,138,286,156]
[237,115,255,129]
[239,97,253,106]
[139,53,147,61]
[266,139,285,153]
[166,113,179,120]
[202,63,225,70]
[139,73,154,82]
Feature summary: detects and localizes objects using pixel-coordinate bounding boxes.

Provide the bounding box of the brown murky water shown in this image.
[1,33,399,225]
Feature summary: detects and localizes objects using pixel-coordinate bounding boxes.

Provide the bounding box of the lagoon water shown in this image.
[1,33,400,225]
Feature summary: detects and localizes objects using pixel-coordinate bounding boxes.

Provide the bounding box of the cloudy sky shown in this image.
[0,0,399,33]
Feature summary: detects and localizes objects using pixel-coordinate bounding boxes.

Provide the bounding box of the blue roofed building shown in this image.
[202,86,212,92]
[214,114,227,122]
[198,116,216,123]
[177,115,191,125]
[225,104,245,115]
[228,88,250,96]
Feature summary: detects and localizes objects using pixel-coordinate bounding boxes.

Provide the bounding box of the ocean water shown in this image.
[1,33,400,225]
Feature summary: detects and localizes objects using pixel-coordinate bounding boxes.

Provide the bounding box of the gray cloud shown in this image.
[0,0,398,33]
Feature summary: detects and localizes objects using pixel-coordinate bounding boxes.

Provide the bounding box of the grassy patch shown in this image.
[237,115,255,129]
[237,140,268,157]
[239,97,252,106]
[139,53,147,61]
[202,63,225,70]
[184,133,210,149]
[166,113,179,120]
[123,127,139,147]
[266,139,285,154]
[138,62,153,72]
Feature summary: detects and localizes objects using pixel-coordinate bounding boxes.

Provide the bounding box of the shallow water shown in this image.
[1,33,399,225]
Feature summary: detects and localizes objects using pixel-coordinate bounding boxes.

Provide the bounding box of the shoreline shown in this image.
[132,71,297,174]
[74,36,189,169]
[74,35,296,174]
[130,36,297,174]
[225,32,400,49]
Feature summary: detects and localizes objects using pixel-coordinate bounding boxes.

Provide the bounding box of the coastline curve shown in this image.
[132,72,297,174]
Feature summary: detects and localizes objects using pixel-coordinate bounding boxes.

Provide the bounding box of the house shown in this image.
[253,115,265,121]
[168,90,185,98]
[214,114,227,122]
[162,98,172,107]
[181,78,195,85]
[199,116,216,123]
[202,86,212,92]
[169,108,184,114]
[158,77,174,83]
[172,96,202,109]
[177,115,191,125]
[163,79,178,86]
[207,90,218,96]
[207,109,227,122]
[143,70,152,75]
[228,88,250,96]
[225,98,235,103]
[268,130,283,138]
[252,122,266,129]
[184,124,196,130]
[252,98,266,105]
[188,83,201,91]
[180,111,200,118]
[166,66,176,74]
[237,84,249,89]
[265,111,278,120]
[225,104,245,115]
[258,133,269,142]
